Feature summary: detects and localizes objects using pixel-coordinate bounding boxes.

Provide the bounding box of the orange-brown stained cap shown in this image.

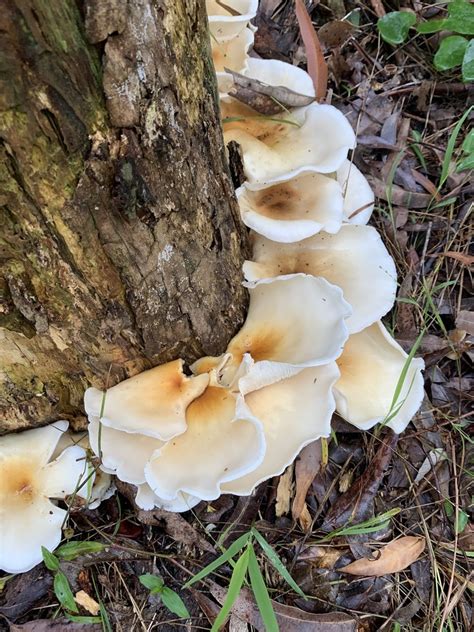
[84,359,209,441]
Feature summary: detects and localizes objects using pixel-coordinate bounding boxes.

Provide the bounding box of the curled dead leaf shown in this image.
[226,68,314,114]
[295,0,328,100]
[339,535,426,577]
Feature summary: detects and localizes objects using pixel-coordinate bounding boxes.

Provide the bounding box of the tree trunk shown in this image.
[0,0,249,433]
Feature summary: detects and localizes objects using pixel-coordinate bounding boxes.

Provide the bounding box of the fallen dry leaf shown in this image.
[456,310,474,335]
[276,463,294,517]
[226,68,314,114]
[209,584,357,631]
[292,440,322,524]
[439,251,474,266]
[295,0,328,100]
[322,430,398,532]
[339,536,426,577]
[74,590,100,616]
[10,620,100,631]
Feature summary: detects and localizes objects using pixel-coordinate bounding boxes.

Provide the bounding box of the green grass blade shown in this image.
[184,532,250,588]
[321,508,401,540]
[439,105,473,189]
[389,328,424,410]
[210,547,250,632]
[251,528,306,599]
[248,546,279,632]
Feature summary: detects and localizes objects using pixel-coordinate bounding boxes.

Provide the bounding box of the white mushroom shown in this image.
[144,371,265,501]
[136,483,201,512]
[88,417,163,486]
[217,274,351,386]
[243,226,397,333]
[236,172,344,242]
[206,0,258,41]
[222,100,356,184]
[213,28,254,95]
[222,364,339,494]
[84,359,209,440]
[337,160,375,225]
[52,431,114,509]
[243,57,315,98]
[334,321,425,433]
[0,421,88,574]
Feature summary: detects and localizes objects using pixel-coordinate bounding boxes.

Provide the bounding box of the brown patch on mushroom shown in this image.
[253,184,301,219]
[186,386,235,426]
[0,456,39,508]
[228,326,283,363]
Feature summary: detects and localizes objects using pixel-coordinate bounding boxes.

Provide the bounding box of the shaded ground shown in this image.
[1,1,472,630]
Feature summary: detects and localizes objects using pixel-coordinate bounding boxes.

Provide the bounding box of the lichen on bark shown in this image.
[0,0,249,433]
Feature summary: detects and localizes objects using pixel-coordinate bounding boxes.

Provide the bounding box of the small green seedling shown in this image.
[41,546,104,625]
[377,1,474,82]
[183,527,306,632]
[139,574,190,620]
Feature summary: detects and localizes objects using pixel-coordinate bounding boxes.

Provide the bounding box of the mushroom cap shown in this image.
[84,359,209,440]
[243,57,315,97]
[220,274,351,385]
[88,417,163,486]
[334,321,425,433]
[136,483,201,512]
[144,373,265,501]
[213,28,254,95]
[52,430,114,509]
[222,364,339,495]
[243,225,397,333]
[0,421,88,574]
[206,0,258,41]
[222,101,356,184]
[236,172,344,242]
[337,160,375,225]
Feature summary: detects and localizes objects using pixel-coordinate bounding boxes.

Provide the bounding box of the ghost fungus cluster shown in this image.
[80,2,424,514]
[0,421,112,574]
[0,2,425,574]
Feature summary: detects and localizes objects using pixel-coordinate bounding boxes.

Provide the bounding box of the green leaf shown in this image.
[417,18,447,34]
[251,528,306,599]
[41,547,60,572]
[54,571,79,613]
[461,129,474,153]
[161,587,191,619]
[456,152,474,171]
[445,0,474,36]
[139,573,164,594]
[377,12,416,45]
[0,575,14,592]
[184,531,251,588]
[434,35,468,70]
[248,547,279,632]
[439,105,473,188]
[455,509,469,534]
[56,541,106,561]
[211,547,250,632]
[462,38,474,82]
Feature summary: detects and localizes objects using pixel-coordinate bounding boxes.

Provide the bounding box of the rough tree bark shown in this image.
[0,0,249,433]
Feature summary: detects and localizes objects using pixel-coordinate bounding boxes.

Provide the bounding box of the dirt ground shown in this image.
[1,1,472,631]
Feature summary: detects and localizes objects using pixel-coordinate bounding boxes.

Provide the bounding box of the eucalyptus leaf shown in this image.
[378,12,416,45]
[461,38,474,82]
[434,35,468,70]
